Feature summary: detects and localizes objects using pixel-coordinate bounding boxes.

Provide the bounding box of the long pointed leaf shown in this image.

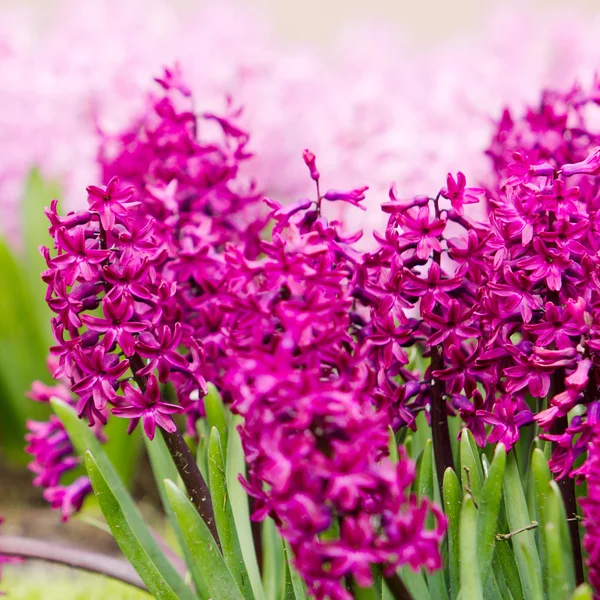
[0,238,49,459]
[165,479,245,600]
[226,415,265,600]
[477,444,506,585]
[205,384,229,456]
[145,434,210,599]
[283,541,308,600]
[459,494,483,600]
[543,482,575,599]
[208,427,254,600]
[52,399,194,599]
[460,429,483,504]
[494,541,524,600]
[398,567,431,600]
[86,452,193,600]
[443,467,461,600]
[262,517,285,600]
[503,452,543,600]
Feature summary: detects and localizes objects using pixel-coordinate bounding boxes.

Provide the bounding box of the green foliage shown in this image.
[51,386,585,600]
[208,427,254,600]
[87,453,195,600]
[165,479,243,600]
[53,400,194,599]
[398,427,578,600]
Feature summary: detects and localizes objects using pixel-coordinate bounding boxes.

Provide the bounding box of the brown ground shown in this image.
[0,458,162,555]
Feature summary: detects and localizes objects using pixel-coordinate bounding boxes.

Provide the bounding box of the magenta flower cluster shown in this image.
[99,64,265,429]
[359,78,600,492]
[26,381,94,521]
[484,80,600,481]
[23,69,446,597]
[207,161,445,598]
[20,62,600,599]
[25,69,264,516]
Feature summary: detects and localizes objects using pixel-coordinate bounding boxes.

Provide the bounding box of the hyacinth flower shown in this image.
[189,152,447,599]
[363,175,488,488]
[364,74,600,587]
[12,59,600,598]
[38,166,222,524]
[13,68,448,600]
[25,67,264,518]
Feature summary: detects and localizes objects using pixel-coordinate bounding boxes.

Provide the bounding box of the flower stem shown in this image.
[553,415,584,586]
[160,427,219,543]
[0,536,146,591]
[129,354,219,546]
[430,344,455,496]
[548,365,584,586]
[384,573,414,600]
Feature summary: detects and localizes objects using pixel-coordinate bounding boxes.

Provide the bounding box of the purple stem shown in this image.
[129,354,219,546]
[430,344,455,496]
[384,573,415,600]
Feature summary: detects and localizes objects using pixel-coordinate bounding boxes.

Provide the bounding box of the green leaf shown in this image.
[86,452,194,600]
[503,451,543,600]
[388,427,399,463]
[417,443,446,600]
[52,400,194,600]
[459,429,483,504]
[205,384,229,456]
[427,571,449,600]
[494,541,524,600]
[411,412,430,460]
[443,468,461,600]
[448,415,461,471]
[262,517,285,600]
[226,415,265,600]
[20,168,61,344]
[145,433,210,599]
[417,440,434,501]
[282,560,296,600]
[531,448,551,596]
[398,567,431,600]
[208,427,254,600]
[165,479,245,600]
[458,494,483,600]
[477,444,506,586]
[283,541,307,600]
[404,435,413,460]
[353,580,380,600]
[0,237,50,460]
[543,482,575,599]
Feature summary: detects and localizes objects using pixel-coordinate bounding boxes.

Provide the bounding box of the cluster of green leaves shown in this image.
[49,379,594,600]
[0,171,57,461]
[400,423,591,600]
[51,386,308,600]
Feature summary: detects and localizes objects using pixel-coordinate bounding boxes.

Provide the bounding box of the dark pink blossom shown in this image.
[440,171,484,216]
[113,375,182,440]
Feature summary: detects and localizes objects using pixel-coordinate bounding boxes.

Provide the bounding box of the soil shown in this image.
[0,458,162,555]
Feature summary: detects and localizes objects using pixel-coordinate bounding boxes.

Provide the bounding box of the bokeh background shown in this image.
[1,0,600,596]
[1,0,600,43]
